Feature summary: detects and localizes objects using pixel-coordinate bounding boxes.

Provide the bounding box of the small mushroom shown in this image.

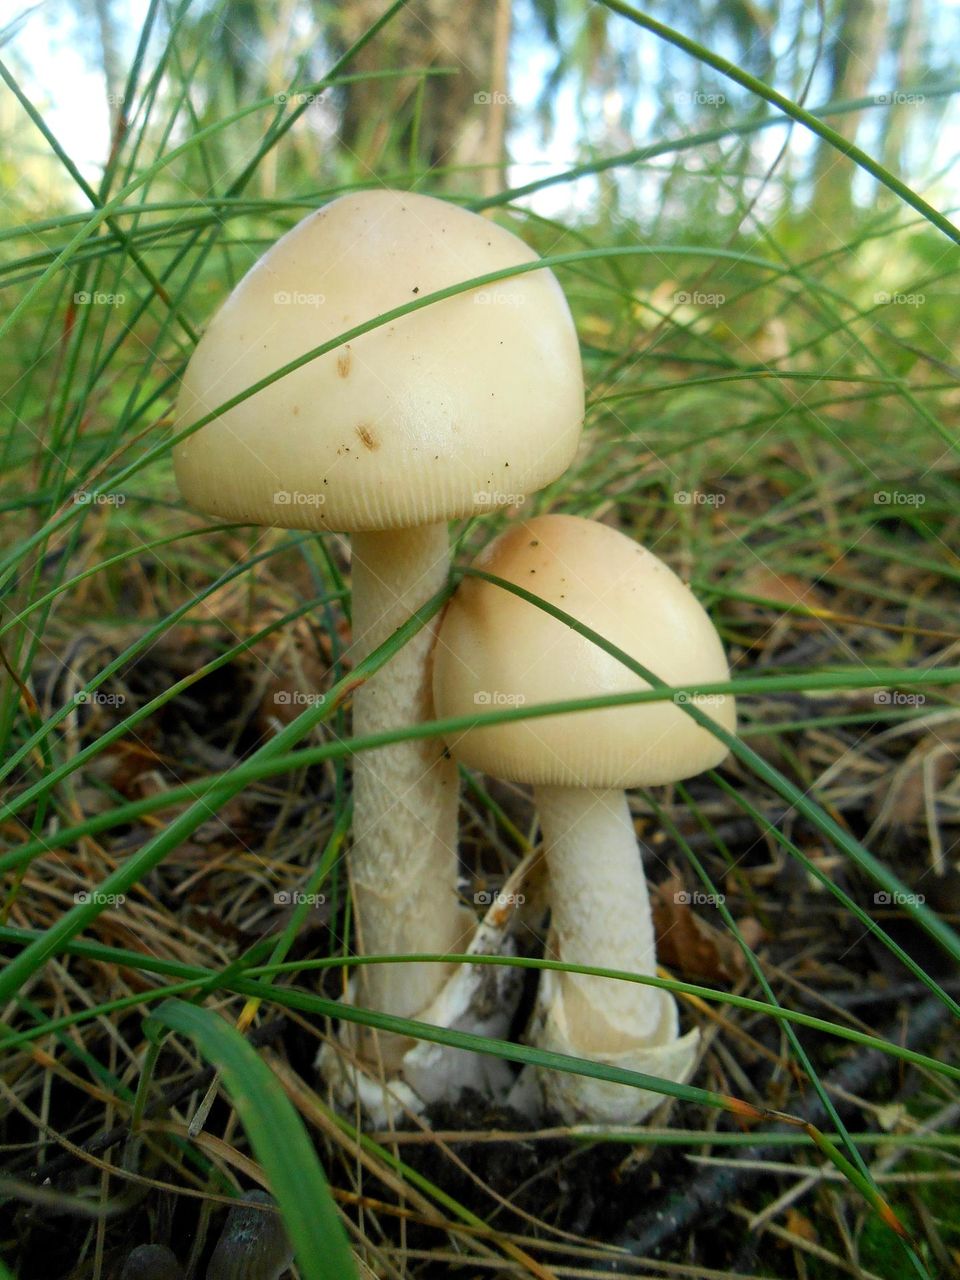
[206,1191,293,1280]
[174,190,583,1095]
[119,1244,184,1280]
[432,514,736,1123]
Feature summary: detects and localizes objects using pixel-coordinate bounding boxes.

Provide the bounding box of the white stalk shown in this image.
[348,524,465,1049]
[526,786,699,1124]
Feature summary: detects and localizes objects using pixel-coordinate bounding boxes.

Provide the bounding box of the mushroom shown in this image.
[120,1244,184,1280]
[206,1190,293,1280]
[174,191,583,1087]
[432,514,736,1123]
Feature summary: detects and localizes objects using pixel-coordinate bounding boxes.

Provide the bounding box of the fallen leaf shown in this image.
[786,1208,817,1243]
[728,566,828,621]
[652,874,764,983]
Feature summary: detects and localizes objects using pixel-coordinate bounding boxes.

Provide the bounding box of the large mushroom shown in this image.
[173,191,583,1089]
[433,514,736,1122]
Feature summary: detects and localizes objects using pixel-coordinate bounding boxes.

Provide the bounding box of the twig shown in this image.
[589,992,951,1271]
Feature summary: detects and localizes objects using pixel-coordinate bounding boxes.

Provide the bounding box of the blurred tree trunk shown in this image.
[478,0,513,197]
[882,0,923,178]
[88,0,124,133]
[330,0,507,189]
[812,0,888,226]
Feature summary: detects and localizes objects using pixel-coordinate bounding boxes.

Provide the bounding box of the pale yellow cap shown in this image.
[174,190,584,531]
[433,515,735,788]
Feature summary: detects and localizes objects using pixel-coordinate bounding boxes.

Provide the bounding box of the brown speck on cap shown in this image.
[172,189,584,534]
[356,424,379,451]
[292,406,300,415]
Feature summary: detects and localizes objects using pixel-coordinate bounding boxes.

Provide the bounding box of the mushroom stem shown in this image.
[349,523,464,1041]
[533,785,663,1048]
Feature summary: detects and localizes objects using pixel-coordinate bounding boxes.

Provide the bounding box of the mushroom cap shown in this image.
[206,1191,293,1280]
[118,1244,184,1280]
[432,514,735,788]
[174,189,583,532]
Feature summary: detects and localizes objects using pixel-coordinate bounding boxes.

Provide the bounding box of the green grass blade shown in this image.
[145,999,356,1280]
